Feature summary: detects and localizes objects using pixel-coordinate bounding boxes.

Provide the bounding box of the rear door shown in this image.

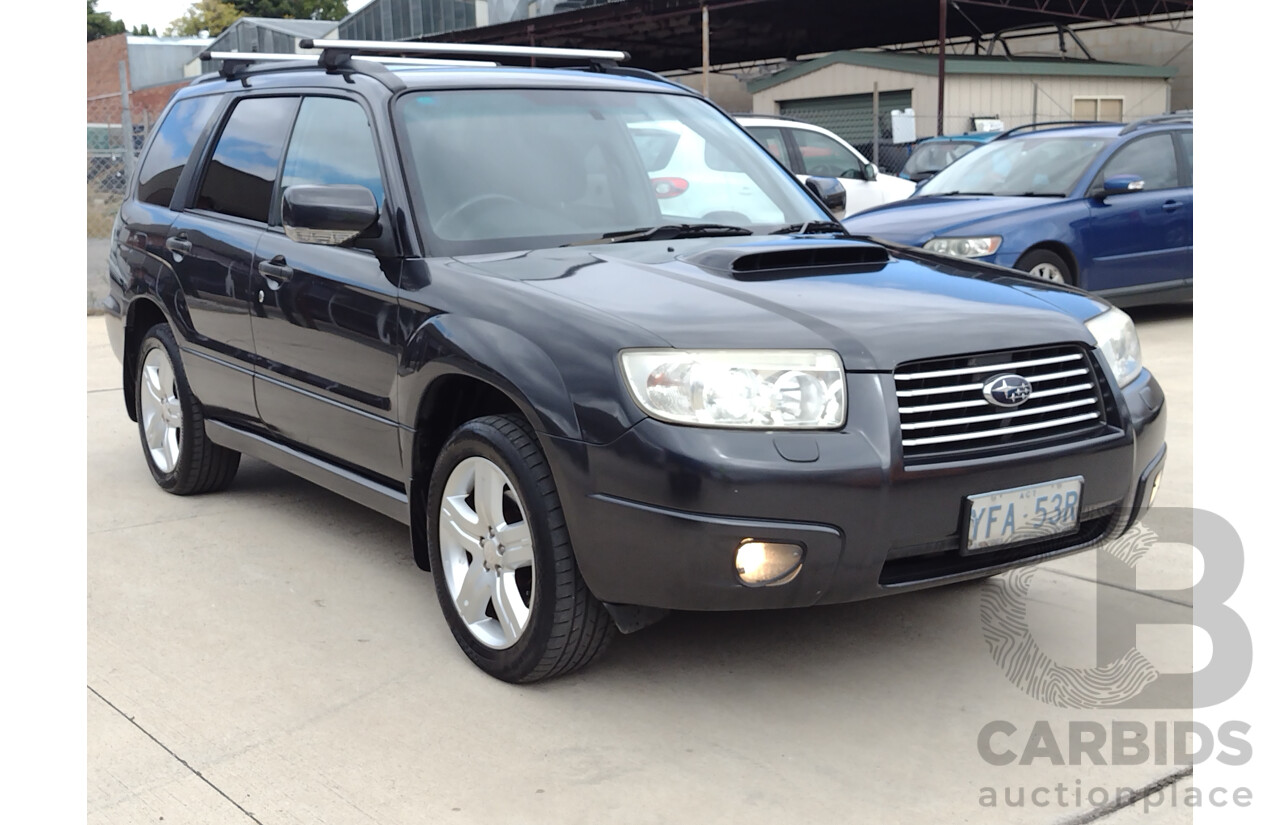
[249,95,404,482]
[167,95,298,422]
[1082,132,1191,291]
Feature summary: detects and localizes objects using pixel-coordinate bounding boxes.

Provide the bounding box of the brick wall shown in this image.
[88,34,190,126]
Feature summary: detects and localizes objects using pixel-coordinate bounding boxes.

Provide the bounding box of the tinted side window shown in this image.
[280,97,385,210]
[136,95,220,207]
[196,97,298,223]
[628,127,680,172]
[1099,134,1179,191]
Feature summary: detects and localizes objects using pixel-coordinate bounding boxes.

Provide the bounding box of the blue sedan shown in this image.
[842,117,1192,307]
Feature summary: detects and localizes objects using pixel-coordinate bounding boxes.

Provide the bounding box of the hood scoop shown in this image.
[683,240,890,280]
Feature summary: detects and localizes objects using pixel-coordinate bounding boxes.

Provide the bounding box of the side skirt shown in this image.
[205,420,411,525]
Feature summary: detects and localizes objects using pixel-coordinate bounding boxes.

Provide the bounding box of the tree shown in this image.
[166,0,244,37]
[88,1,126,41]
[131,23,157,36]
[229,1,349,20]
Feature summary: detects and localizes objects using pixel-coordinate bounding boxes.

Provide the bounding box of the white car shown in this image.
[627,119,787,226]
[735,115,917,217]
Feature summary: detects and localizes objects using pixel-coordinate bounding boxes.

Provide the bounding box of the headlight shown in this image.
[1085,307,1143,388]
[619,349,846,429]
[923,236,1002,258]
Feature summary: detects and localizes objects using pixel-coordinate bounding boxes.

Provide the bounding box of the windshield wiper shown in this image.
[562,223,753,246]
[769,220,849,236]
[933,191,995,196]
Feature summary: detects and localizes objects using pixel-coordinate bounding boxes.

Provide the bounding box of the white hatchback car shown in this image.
[628,119,787,226]
[735,115,916,217]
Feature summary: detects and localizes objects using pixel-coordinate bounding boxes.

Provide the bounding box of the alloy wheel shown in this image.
[139,346,183,474]
[438,456,536,649]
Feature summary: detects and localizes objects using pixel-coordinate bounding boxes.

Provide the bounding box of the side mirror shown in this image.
[1096,174,1145,198]
[803,176,847,214]
[282,184,379,246]
[864,162,879,181]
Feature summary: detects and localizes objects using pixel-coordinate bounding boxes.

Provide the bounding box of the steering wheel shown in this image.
[435,193,528,238]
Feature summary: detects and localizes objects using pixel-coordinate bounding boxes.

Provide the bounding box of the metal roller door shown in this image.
[781,90,913,171]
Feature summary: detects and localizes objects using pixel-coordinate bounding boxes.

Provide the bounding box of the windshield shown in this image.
[916,135,1110,197]
[902,141,980,176]
[396,88,827,254]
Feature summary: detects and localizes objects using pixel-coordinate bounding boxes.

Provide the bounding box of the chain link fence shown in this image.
[87,92,153,239]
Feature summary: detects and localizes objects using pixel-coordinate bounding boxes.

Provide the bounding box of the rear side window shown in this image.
[136,95,219,207]
[743,126,789,166]
[195,96,298,223]
[280,97,385,209]
[629,127,680,172]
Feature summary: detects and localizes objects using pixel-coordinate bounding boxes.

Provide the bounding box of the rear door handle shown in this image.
[165,235,192,255]
[258,256,294,285]
[1162,200,1182,212]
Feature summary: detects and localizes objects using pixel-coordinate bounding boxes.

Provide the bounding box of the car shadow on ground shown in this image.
[1124,302,1192,324]
[219,457,1002,690]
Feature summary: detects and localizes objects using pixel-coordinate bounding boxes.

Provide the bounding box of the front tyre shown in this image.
[427,414,615,682]
[134,323,240,495]
[1015,248,1074,286]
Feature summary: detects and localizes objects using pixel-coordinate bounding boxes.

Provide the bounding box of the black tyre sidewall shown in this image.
[1015,248,1074,286]
[135,324,199,493]
[426,419,565,682]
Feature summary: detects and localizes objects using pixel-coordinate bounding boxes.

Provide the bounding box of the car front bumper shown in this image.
[545,367,1166,612]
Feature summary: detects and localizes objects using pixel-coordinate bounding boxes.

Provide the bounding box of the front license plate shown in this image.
[963,476,1083,553]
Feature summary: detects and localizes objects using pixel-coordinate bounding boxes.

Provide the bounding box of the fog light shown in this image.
[735,540,804,586]
[1150,470,1162,506]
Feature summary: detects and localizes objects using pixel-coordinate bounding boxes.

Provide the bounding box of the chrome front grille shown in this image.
[894,345,1112,463]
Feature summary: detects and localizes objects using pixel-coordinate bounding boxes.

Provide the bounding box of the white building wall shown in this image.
[752,64,1170,137]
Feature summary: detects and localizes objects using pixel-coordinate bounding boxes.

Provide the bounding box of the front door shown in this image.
[250,95,404,483]
[1082,132,1192,291]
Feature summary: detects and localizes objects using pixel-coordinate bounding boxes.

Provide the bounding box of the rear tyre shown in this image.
[1015,248,1074,286]
[134,323,240,495]
[427,414,615,682]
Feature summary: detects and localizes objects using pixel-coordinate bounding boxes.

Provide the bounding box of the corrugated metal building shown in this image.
[124,36,212,89]
[748,51,1177,168]
[337,0,618,42]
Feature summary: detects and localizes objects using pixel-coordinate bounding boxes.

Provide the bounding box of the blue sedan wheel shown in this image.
[1015,249,1073,286]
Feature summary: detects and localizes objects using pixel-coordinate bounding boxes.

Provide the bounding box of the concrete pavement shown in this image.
[88,307,1196,824]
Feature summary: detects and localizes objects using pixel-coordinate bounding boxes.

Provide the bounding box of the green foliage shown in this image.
[166,0,244,37]
[131,23,157,36]
[229,1,349,20]
[87,0,126,41]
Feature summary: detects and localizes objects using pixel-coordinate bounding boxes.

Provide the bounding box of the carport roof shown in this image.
[747,50,1178,93]
[418,0,1193,74]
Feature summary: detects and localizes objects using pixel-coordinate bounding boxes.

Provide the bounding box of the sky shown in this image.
[99,0,376,34]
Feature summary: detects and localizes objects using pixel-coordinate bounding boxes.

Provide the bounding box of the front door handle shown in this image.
[165,235,192,255]
[1162,200,1182,212]
[258,256,294,285]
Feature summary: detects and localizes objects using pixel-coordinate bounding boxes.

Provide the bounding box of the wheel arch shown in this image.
[122,297,171,422]
[406,366,553,572]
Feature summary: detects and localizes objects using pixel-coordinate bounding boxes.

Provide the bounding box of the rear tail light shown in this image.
[651,177,689,198]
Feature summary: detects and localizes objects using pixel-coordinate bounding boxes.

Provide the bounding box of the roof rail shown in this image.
[198,50,497,78]
[994,120,1122,140]
[298,38,629,67]
[1118,113,1193,135]
[726,112,809,122]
